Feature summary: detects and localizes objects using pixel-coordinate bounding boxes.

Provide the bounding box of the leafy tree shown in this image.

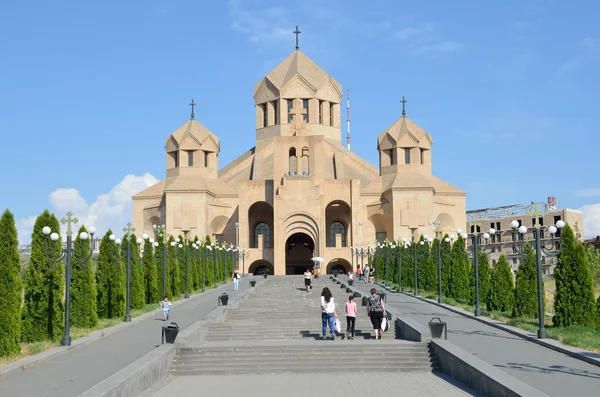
[469,251,491,306]
[121,234,145,310]
[586,245,600,289]
[553,224,596,327]
[486,254,514,312]
[0,209,23,355]
[96,230,125,319]
[21,210,64,342]
[70,225,98,328]
[513,244,544,318]
[142,237,159,304]
[449,235,470,300]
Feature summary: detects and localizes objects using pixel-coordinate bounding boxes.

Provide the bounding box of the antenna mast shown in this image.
[346,89,351,150]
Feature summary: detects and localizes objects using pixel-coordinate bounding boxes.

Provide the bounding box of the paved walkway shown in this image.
[0,280,251,397]
[141,373,481,397]
[343,276,600,397]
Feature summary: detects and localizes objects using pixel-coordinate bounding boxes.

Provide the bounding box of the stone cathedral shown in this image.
[132,46,467,276]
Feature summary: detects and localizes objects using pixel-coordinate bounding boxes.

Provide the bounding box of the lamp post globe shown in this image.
[50,232,59,241]
[79,232,89,240]
[518,226,527,235]
[548,226,557,235]
[510,220,519,229]
[42,226,51,235]
[110,234,116,241]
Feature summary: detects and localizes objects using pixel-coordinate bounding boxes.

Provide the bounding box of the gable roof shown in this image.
[377,116,432,149]
[165,119,220,152]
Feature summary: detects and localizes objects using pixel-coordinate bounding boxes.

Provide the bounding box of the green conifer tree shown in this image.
[486,254,514,312]
[142,237,159,304]
[469,252,491,306]
[177,235,186,294]
[513,244,543,318]
[553,224,596,327]
[0,209,23,356]
[70,225,98,328]
[401,244,415,290]
[21,210,64,342]
[120,234,145,310]
[449,235,469,300]
[166,235,180,296]
[440,234,452,297]
[154,238,166,298]
[96,230,125,319]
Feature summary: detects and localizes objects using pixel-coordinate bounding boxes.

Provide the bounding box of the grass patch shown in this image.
[0,341,55,367]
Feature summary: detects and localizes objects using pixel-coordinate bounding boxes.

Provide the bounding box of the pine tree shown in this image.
[70,225,98,328]
[142,237,159,304]
[486,254,514,312]
[21,210,64,342]
[469,252,491,306]
[553,224,596,327]
[96,230,125,319]
[0,209,23,356]
[121,234,145,310]
[449,235,469,300]
[513,244,543,318]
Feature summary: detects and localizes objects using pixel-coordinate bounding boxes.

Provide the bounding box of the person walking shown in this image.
[160,296,172,321]
[356,266,362,282]
[345,295,357,340]
[369,265,375,284]
[304,268,312,292]
[320,287,337,340]
[366,288,386,340]
[363,266,369,283]
[232,267,241,290]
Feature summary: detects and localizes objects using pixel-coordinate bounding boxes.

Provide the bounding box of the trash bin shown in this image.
[362,296,369,306]
[219,293,229,306]
[428,317,447,339]
[348,279,354,286]
[163,322,179,344]
[329,275,333,279]
[250,279,256,287]
[377,290,386,302]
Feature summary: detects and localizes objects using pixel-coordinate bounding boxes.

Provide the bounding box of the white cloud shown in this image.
[579,37,597,48]
[580,203,600,238]
[574,188,600,198]
[17,173,159,244]
[392,22,461,56]
[228,0,291,45]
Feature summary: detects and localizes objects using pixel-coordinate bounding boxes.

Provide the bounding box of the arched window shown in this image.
[301,147,310,175]
[289,148,297,175]
[254,222,270,248]
[328,221,346,247]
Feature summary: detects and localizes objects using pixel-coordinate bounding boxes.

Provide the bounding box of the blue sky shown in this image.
[1,0,598,242]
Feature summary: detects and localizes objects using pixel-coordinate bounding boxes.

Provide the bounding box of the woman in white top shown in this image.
[303,268,312,292]
[320,287,337,340]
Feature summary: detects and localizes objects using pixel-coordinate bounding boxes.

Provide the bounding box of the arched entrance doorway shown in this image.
[248,260,274,276]
[326,258,351,275]
[285,233,315,275]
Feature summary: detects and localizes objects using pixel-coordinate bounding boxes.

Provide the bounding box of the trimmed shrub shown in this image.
[70,225,98,328]
[440,234,452,297]
[449,235,470,300]
[553,224,596,327]
[0,209,23,355]
[486,254,514,312]
[469,252,491,306]
[21,210,64,342]
[142,237,159,304]
[120,234,145,310]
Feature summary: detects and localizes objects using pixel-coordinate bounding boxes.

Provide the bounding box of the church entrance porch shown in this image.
[285,233,315,275]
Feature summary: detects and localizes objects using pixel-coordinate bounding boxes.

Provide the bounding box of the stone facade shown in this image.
[133,49,467,275]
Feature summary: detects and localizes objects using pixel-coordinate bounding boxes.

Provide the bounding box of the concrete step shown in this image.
[171,364,441,376]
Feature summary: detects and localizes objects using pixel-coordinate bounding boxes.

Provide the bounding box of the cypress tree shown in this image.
[440,234,452,297]
[401,244,415,290]
[553,224,596,327]
[167,235,180,296]
[154,238,166,298]
[417,237,435,292]
[469,252,491,306]
[121,234,145,310]
[486,254,514,312]
[192,236,201,291]
[0,209,23,356]
[177,234,186,294]
[513,244,543,318]
[449,235,469,300]
[70,225,98,328]
[21,210,64,342]
[96,230,125,319]
[142,237,159,304]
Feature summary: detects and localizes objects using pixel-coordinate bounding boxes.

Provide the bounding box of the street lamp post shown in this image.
[411,229,418,296]
[235,223,240,272]
[464,221,495,317]
[235,247,250,276]
[211,242,218,288]
[182,231,191,299]
[509,205,565,339]
[42,213,96,347]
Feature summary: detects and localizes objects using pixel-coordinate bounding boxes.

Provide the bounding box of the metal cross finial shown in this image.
[123,222,135,241]
[293,25,301,50]
[527,203,546,229]
[60,211,79,236]
[401,96,408,116]
[189,99,196,120]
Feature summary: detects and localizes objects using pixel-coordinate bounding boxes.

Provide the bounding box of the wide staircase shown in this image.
[170,276,440,375]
